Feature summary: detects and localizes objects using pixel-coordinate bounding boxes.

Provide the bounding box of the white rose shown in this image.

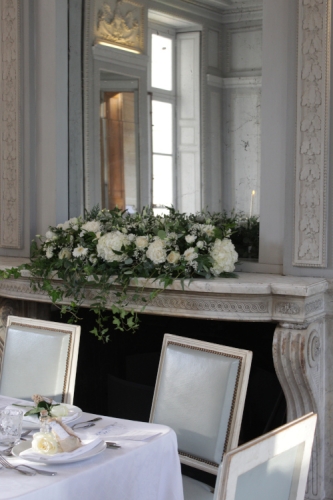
[58,247,72,260]
[80,220,101,236]
[210,238,238,275]
[128,233,136,242]
[97,231,129,263]
[166,251,180,264]
[31,432,58,455]
[45,230,57,240]
[185,234,196,244]
[50,404,69,418]
[136,236,149,249]
[46,246,54,259]
[72,245,89,258]
[184,247,198,261]
[146,238,167,264]
[196,240,204,249]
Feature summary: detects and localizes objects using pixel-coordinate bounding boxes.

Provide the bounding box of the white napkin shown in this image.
[20,438,104,462]
[5,404,79,425]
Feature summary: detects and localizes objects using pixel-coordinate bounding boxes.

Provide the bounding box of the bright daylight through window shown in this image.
[150,31,174,215]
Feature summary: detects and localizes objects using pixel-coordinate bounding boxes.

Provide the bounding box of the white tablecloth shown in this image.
[0,402,184,500]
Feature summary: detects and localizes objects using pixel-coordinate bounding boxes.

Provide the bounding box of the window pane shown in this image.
[152,101,172,155]
[153,154,173,208]
[151,34,172,91]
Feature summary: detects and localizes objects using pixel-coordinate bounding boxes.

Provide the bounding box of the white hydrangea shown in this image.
[184,247,198,261]
[166,251,180,265]
[185,234,196,244]
[72,245,89,258]
[146,237,166,264]
[80,220,101,236]
[210,238,238,275]
[135,235,149,249]
[97,231,129,263]
[58,247,72,260]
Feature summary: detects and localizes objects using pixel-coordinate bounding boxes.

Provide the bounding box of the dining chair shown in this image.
[149,334,253,475]
[0,316,81,404]
[182,412,317,500]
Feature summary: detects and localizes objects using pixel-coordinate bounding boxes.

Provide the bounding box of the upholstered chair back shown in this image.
[0,316,81,404]
[150,334,252,474]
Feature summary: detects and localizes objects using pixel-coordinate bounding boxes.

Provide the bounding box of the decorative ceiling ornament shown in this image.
[95,0,144,53]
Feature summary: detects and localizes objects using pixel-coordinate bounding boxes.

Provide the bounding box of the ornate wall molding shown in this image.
[294,0,331,267]
[0,0,22,248]
[273,321,323,499]
[95,0,144,52]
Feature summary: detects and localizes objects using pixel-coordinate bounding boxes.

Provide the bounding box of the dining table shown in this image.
[0,396,184,500]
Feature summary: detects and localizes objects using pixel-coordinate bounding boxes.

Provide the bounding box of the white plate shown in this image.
[22,404,82,430]
[12,439,106,464]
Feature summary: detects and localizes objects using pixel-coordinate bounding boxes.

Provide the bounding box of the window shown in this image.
[149,24,201,214]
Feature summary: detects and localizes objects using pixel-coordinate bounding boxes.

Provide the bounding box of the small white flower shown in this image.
[185,234,197,244]
[72,246,89,258]
[122,227,128,234]
[128,233,136,242]
[136,236,149,249]
[196,240,204,249]
[184,247,198,261]
[202,225,215,237]
[58,247,72,260]
[46,246,54,259]
[166,251,181,265]
[45,230,57,240]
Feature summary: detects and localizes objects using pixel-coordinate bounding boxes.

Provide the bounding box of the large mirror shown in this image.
[100,75,139,213]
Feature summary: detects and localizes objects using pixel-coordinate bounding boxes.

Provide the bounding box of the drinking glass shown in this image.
[0,409,24,446]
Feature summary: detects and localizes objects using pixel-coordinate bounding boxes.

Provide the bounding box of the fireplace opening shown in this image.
[52,307,286,485]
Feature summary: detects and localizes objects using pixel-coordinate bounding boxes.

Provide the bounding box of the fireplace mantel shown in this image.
[0,257,328,324]
[0,256,331,500]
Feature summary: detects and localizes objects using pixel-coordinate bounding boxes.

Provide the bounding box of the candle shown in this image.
[249,190,256,217]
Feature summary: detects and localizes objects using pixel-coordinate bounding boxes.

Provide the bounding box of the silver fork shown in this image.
[0,455,36,476]
[0,455,57,476]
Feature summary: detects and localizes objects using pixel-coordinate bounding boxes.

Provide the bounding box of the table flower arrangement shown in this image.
[0,207,238,342]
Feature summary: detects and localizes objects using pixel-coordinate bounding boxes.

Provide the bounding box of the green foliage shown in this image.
[0,206,256,342]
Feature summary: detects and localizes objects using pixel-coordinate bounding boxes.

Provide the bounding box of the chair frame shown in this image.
[150,334,252,474]
[0,315,81,405]
[214,412,317,500]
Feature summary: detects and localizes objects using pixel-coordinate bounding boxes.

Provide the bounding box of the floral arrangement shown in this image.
[14,395,69,419]
[1,207,239,342]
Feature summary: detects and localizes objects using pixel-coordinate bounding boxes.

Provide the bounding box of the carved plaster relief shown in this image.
[294,0,331,267]
[0,0,21,248]
[95,0,144,52]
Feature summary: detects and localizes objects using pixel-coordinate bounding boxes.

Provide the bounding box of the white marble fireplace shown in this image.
[0,263,331,500]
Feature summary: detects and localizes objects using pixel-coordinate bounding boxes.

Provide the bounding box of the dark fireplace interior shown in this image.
[51,307,286,487]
